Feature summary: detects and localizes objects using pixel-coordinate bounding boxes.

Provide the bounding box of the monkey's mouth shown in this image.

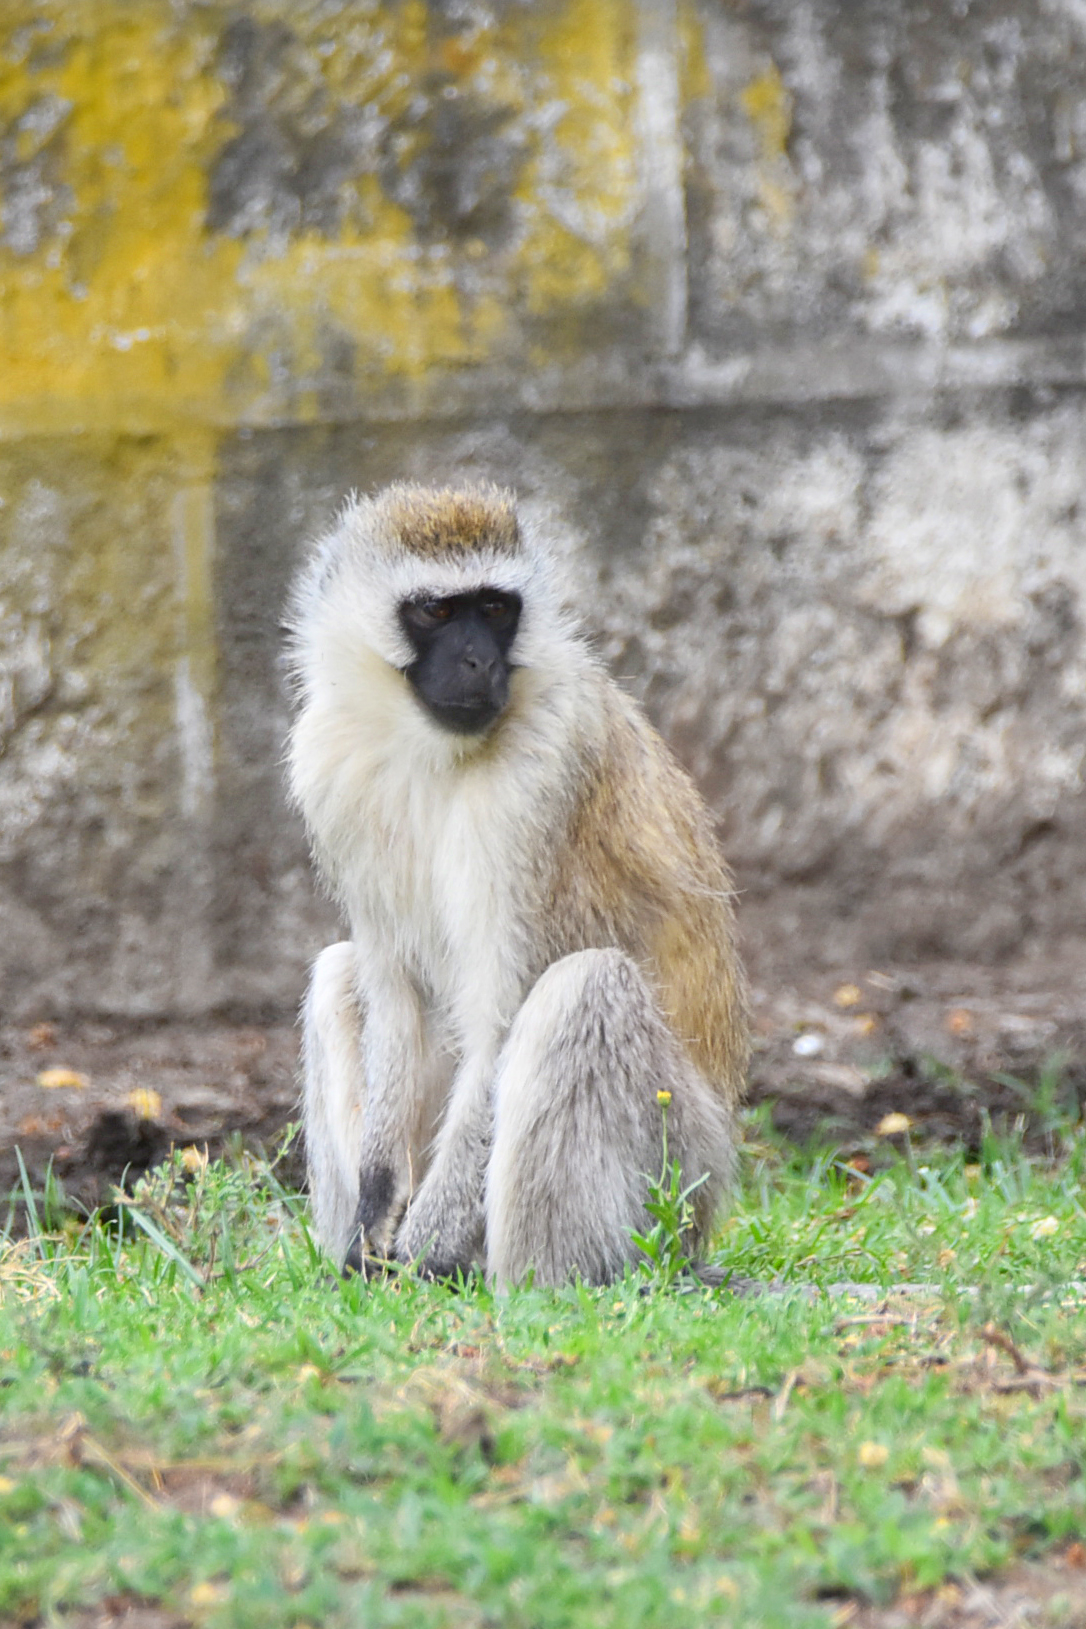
[419,692,507,735]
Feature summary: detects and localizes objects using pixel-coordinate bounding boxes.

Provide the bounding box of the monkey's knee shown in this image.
[302,942,367,1264]
[485,949,733,1289]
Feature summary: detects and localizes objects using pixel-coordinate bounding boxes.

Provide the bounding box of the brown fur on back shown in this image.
[377,482,521,559]
[543,680,748,1106]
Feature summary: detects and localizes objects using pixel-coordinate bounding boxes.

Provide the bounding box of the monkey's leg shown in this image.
[392,1049,493,1279]
[305,943,447,1271]
[301,942,368,1265]
[485,948,736,1289]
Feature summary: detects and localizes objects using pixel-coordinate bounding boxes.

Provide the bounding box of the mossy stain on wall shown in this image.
[740,61,796,231]
[0,0,644,437]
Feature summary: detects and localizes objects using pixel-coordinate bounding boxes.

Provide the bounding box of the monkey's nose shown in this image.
[462,650,495,674]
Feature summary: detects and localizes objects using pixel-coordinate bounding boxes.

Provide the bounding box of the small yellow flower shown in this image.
[876,1112,911,1136]
[858,1441,889,1468]
[833,983,862,1008]
[1030,1215,1059,1240]
[656,1089,672,1106]
[179,1144,208,1173]
[678,1512,701,1544]
[190,1581,227,1607]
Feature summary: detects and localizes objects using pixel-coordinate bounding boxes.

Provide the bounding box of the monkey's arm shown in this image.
[344,960,428,1266]
[392,1049,493,1278]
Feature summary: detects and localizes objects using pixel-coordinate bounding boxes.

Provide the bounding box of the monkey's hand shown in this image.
[393,1050,493,1278]
[341,1237,399,1280]
[338,1158,402,1277]
[393,1181,484,1282]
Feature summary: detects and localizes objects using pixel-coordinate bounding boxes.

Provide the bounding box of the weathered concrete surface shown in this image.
[684,2,1086,351]
[0,0,659,435]
[2,1,1086,1017]
[206,399,1086,992]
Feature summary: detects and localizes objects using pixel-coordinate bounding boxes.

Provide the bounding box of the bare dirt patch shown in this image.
[847,1553,1086,1626]
[749,960,1086,1148]
[0,1019,300,1223]
[1,962,1083,1227]
[55,1601,190,1629]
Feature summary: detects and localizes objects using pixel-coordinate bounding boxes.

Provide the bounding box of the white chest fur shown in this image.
[353,748,524,1018]
[290,642,595,1048]
[291,679,535,1042]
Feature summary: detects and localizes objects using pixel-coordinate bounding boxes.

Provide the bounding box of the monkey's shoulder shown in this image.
[537,677,746,1093]
[570,679,730,885]
[538,677,735,951]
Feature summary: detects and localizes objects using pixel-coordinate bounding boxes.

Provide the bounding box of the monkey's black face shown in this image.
[399,589,522,735]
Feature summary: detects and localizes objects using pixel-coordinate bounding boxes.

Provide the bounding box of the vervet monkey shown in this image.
[287,483,748,1286]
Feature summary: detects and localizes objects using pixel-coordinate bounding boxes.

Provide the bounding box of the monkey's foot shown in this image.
[404,1255,481,1288]
[390,1232,480,1285]
[393,1195,484,1285]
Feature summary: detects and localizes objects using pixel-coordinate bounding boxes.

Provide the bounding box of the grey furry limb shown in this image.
[485,949,735,1288]
[302,942,368,1267]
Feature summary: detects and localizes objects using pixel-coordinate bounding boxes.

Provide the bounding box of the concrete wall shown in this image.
[3,0,1086,1017]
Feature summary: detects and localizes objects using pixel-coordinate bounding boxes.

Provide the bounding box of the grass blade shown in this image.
[14,1146,43,1258]
[121,1201,204,1288]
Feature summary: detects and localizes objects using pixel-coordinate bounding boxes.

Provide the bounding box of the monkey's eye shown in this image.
[479,593,517,627]
[405,599,455,630]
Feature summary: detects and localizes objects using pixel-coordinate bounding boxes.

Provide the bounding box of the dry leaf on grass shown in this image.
[36,1068,88,1091]
[876,1112,912,1136]
[125,1088,162,1121]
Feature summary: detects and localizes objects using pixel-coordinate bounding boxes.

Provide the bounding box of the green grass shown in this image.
[2,1109,1085,1628]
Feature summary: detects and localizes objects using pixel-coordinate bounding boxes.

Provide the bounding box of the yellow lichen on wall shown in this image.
[741,63,792,162]
[0,6,242,434]
[514,0,638,317]
[676,0,712,106]
[740,62,796,231]
[0,432,202,787]
[0,426,229,1012]
[0,0,646,439]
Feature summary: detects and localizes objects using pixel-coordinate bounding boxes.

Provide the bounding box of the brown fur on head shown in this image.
[377,482,521,559]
